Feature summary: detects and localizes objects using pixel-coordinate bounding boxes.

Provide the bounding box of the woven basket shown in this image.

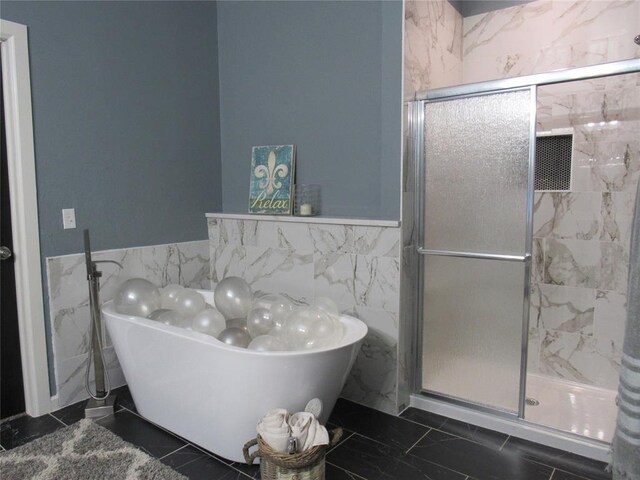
[243,428,342,480]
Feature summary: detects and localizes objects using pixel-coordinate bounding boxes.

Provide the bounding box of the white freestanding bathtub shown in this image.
[102,289,367,462]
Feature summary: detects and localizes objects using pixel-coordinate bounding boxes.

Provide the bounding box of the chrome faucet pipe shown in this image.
[83,229,118,418]
[84,229,108,398]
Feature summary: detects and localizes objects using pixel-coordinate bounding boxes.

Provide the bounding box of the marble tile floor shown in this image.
[0,386,611,480]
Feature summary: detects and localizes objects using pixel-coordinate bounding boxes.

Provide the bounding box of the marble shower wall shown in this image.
[529,74,640,390]
[46,240,210,407]
[404,0,462,96]
[208,217,401,415]
[463,0,639,84]
[461,0,639,390]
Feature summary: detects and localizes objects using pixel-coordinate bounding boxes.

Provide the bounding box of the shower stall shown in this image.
[408,58,640,461]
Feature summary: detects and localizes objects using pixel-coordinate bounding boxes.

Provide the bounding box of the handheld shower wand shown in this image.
[84,229,120,419]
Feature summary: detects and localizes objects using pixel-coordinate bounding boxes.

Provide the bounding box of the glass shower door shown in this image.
[420,88,534,415]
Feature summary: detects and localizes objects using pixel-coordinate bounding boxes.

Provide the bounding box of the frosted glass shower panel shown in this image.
[423,90,532,254]
[422,256,526,413]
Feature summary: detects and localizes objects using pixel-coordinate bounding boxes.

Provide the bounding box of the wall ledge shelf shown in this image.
[205,213,400,228]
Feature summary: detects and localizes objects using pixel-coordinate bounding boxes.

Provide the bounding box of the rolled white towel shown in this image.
[257,408,291,453]
[289,412,329,452]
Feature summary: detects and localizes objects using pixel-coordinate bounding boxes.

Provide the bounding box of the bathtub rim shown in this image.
[102,300,368,357]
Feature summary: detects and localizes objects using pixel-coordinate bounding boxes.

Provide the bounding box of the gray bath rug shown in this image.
[0,418,187,480]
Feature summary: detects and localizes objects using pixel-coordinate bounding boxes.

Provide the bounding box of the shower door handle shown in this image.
[416,247,530,263]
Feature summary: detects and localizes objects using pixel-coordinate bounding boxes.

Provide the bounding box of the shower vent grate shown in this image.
[535,134,573,191]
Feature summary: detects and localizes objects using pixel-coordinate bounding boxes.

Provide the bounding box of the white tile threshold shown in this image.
[206,212,400,228]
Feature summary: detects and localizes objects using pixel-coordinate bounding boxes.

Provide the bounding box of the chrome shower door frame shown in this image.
[411,58,640,421]
[414,86,536,419]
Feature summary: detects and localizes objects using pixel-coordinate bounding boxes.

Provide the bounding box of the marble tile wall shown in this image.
[46,240,210,407]
[530,73,640,390]
[404,0,462,97]
[461,0,639,391]
[462,0,639,84]
[208,218,402,415]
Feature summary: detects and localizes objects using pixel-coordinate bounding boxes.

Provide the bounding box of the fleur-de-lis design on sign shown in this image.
[254,150,289,195]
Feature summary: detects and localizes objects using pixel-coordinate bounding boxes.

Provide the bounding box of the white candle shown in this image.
[300,203,312,216]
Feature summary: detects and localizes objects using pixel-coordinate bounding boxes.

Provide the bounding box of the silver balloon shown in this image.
[248,335,287,352]
[160,284,184,309]
[227,317,249,332]
[191,308,226,337]
[114,278,161,317]
[147,308,172,320]
[174,289,206,318]
[213,277,253,320]
[217,327,251,348]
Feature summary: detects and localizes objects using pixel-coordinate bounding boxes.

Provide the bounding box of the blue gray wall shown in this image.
[216,0,403,219]
[1,1,221,257]
[1,0,403,395]
[1,1,221,393]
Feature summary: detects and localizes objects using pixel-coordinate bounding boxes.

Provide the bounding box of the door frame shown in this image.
[1,19,50,416]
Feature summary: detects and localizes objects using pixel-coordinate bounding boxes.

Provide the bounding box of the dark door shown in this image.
[1,56,26,419]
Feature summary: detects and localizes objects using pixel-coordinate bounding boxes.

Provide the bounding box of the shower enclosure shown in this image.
[410,58,640,459]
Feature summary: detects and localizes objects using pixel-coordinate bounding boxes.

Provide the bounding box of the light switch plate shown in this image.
[62,208,76,229]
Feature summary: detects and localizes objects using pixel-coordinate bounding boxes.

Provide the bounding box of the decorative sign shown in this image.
[248,145,295,215]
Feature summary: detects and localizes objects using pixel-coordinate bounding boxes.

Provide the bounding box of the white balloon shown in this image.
[251,294,294,337]
[248,335,287,351]
[246,307,273,338]
[192,308,226,337]
[309,312,343,348]
[174,289,206,317]
[218,327,251,348]
[114,278,161,317]
[155,309,190,328]
[283,307,342,350]
[310,297,340,316]
[161,284,184,309]
[214,277,253,320]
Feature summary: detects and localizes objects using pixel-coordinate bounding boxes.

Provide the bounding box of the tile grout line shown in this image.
[227,463,256,479]
[158,443,190,460]
[49,413,68,427]
[325,461,368,480]
[115,405,248,470]
[398,415,442,429]
[402,414,511,451]
[404,428,432,455]
[498,434,510,451]
[326,431,355,455]
[112,405,198,452]
[342,431,471,480]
